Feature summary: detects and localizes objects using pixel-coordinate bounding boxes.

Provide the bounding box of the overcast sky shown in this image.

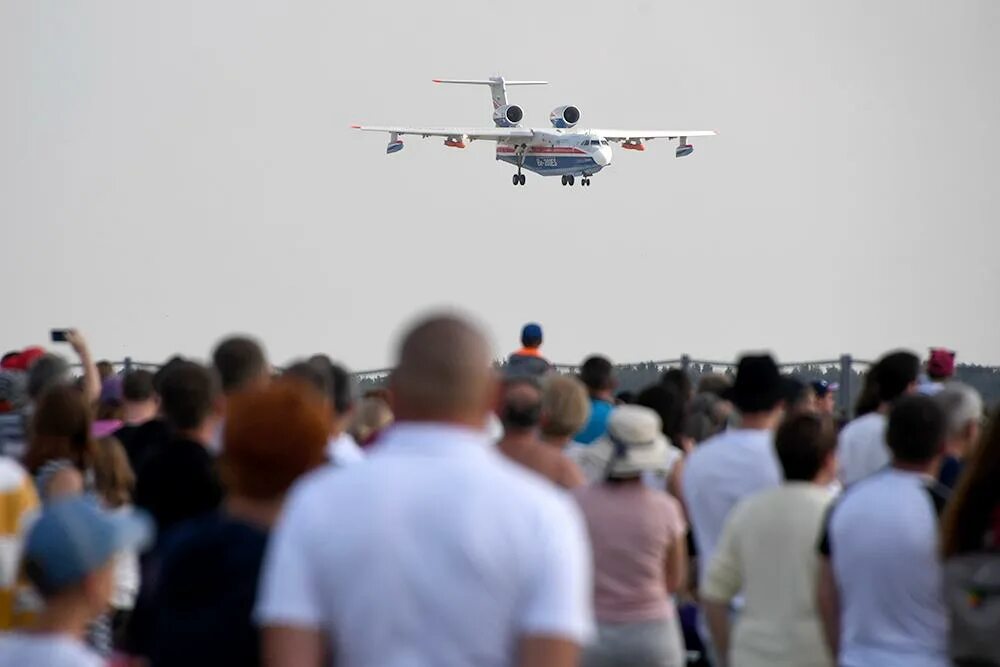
[2,0,999,370]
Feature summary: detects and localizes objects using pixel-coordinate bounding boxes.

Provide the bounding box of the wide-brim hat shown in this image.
[594,405,672,478]
[723,354,783,411]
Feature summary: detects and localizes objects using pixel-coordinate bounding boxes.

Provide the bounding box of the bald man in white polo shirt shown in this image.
[256,314,593,667]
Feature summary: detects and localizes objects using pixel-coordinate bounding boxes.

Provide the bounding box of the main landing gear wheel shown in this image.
[567,174,575,186]
[561,175,567,186]
[512,173,526,186]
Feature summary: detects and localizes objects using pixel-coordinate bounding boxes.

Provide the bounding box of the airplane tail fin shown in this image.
[432,76,548,110]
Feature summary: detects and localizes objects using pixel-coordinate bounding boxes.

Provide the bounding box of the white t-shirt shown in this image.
[836,412,889,487]
[256,422,593,667]
[821,468,949,667]
[327,432,365,465]
[0,634,103,667]
[682,428,782,586]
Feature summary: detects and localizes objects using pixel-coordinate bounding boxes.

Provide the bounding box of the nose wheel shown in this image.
[581,178,591,186]
[512,173,526,186]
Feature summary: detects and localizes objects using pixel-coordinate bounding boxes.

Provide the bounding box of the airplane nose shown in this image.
[594,146,612,166]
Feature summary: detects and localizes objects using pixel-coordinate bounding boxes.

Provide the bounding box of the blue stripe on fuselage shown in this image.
[497,154,603,176]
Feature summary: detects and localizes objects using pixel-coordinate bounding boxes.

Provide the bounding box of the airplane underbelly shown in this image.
[497,153,602,176]
[496,145,602,176]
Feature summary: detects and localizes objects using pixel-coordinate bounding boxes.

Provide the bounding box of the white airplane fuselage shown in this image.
[495,131,613,178]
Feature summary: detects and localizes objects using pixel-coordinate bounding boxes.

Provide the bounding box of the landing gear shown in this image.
[562,174,576,186]
[512,173,525,186]
[512,147,527,186]
[581,177,591,186]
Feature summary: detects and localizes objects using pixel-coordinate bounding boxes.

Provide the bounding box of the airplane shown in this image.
[352,76,716,187]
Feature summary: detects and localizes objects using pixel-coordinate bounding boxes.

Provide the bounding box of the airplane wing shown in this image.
[593,129,717,142]
[352,125,534,141]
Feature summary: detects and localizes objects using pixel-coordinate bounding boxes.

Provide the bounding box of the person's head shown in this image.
[775,413,838,483]
[942,404,1000,557]
[873,350,921,405]
[96,361,114,383]
[282,361,330,396]
[660,368,692,403]
[811,380,838,416]
[158,361,223,437]
[389,313,496,428]
[932,383,983,460]
[520,322,543,349]
[636,383,685,447]
[697,373,733,398]
[27,353,70,403]
[211,336,269,395]
[579,355,615,398]
[22,497,152,622]
[25,385,97,475]
[781,377,817,415]
[307,355,356,426]
[540,375,590,443]
[0,369,28,414]
[686,391,731,443]
[349,397,394,446]
[221,379,330,503]
[927,348,957,382]
[0,351,20,369]
[122,370,157,409]
[887,394,948,468]
[500,377,543,435]
[93,438,135,509]
[600,405,673,480]
[725,354,785,418]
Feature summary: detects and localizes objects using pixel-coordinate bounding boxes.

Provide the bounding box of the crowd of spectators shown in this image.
[0,320,996,667]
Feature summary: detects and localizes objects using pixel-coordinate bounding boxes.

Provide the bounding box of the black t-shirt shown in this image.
[147,513,269,667]
[115,419,172,476]
[134,436,223,537]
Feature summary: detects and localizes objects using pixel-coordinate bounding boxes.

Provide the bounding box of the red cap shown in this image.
[928,348,956,378]
[0,353,22,370]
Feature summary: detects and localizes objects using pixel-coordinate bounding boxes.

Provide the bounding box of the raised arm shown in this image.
[66,329,100,407]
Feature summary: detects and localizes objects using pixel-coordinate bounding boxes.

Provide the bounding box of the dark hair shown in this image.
[887,394,947,464]
[122,370,156,402]
[25,385,98,475]
[212,336,268,394]
[874,351,920,404]
[616,391,636,405]
[775,413,837,481]
[282,361,330,396]
[697,374,732,398]
[661,369,692,403]
[637,384,685,450]
[501,381,542,431]
[159,361,220,431]
[27,354,70,401]
[579,356,614,393]
[93,437,135,508]
[942,405,1000,556]
[307,355,355,414]
[153,356,188,395]
[854,367,881,417]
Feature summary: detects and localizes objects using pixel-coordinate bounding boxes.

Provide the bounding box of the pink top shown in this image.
[574,482,687,623]
[92,420,123,439]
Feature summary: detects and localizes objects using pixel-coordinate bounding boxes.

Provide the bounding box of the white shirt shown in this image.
[682,428,781,586]
[327,432,365,465]
[836,412,889,487]
[0,634,103,667]
[823,468,949,667]
[256,422,593,667]
[703,484,835,667]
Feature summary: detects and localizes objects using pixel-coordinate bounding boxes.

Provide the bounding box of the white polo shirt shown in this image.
[836,412,889,487]
[326,432,365,465]
[820,468,949,667]
[256,422,593,667]
[682,428,782,586]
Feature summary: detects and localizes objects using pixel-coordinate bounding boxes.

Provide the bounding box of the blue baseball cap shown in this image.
[521,323,543,345]
[811,380,839,398]
[24,497,153,595]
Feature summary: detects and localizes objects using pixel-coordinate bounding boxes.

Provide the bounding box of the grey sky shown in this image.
[2,0,999,370]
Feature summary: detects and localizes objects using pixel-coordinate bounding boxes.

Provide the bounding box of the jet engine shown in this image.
[549,105,581,128]
[493,104,524,128]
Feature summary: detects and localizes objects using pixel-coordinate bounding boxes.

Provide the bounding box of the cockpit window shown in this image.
[600,139,609,145]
